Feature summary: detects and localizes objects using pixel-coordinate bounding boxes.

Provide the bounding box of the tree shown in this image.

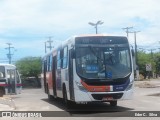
[137,51,153,78]
[15,56,42,87]
[137,50,160,79]
[153,54,160,77]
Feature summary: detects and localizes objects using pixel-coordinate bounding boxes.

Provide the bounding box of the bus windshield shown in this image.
[76,45,131,79]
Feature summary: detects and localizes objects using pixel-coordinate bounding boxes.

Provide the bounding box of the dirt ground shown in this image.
[134,78,160,88]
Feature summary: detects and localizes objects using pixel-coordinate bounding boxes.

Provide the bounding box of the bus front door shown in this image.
[52,56,57,97]
[69,49,75,100]
[7,69,16,94]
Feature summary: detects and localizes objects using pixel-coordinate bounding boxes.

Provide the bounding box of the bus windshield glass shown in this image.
[76,45,131,79]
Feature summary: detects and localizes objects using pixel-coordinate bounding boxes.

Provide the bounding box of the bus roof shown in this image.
[76,34,127,37]
[0,63,16,68]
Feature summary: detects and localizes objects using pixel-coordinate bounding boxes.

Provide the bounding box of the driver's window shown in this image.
[119,50,130,68]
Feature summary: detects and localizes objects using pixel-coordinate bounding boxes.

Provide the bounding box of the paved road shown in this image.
[0,79,160,120]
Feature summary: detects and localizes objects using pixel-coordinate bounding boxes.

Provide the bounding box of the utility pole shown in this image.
[127,30,140,80]
[122,27,133,38]
[47,36,53,51]
[5,43,14,64]
[45,36,54,53]
[129,31,140,65]
[146,49,156,79]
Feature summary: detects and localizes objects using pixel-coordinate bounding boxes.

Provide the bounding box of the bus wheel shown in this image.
[48,94,54,101]
[63,86,71,108]
[0,87,5,97]
[47,86,54,101]
[110,101,117,107]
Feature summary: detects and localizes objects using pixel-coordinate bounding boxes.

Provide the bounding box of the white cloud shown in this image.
[0,0,160,59]
[1,0,160,30]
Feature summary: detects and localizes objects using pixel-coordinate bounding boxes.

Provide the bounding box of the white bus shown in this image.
[0,63,22,97]
[41,34,134,107]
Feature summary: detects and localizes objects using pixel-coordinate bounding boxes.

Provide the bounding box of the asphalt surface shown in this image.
[0,79,160,120]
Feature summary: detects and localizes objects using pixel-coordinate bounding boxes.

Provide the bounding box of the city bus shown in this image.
[0,63,22,97]
[41,34,134,107]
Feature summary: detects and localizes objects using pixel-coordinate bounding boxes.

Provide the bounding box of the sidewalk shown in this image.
[0,96,16,111]
[0,104,14,111]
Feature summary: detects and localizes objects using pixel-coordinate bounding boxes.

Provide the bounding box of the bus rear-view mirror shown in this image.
[131,49,135,57]
[71,49,75,59]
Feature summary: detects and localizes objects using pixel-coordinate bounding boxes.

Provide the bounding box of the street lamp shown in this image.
[88,20,104,34]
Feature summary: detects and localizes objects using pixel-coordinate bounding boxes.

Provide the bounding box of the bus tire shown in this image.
[110,101,117,106]
[47,85,54,101]
[0,87,5,97]
[63,85,71,108]
[48,94,55,101]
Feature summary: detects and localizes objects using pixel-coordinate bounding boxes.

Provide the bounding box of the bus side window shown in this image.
[49,55,52,71]
[47,56,50,72]
[47,55,52,72]
[62,46,68,69]
[57,50,61,69]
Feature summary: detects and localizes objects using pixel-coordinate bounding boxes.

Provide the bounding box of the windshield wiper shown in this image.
[89,46,104,65]
[112,72,131,80]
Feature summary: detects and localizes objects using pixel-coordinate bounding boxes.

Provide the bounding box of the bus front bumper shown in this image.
[74,88,134,102]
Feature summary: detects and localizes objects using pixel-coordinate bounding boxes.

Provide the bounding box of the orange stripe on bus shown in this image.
[81,80,111,92]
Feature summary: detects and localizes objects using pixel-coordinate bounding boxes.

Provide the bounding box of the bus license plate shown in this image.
[102,97,113,101]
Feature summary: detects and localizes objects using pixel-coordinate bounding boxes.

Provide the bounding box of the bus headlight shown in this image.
[126,80,134,91]
[75,81,87,92]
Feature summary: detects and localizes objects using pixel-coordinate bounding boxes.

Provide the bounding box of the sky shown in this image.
[0,0,160,63]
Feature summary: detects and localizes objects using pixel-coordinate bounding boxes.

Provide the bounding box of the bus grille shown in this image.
[91,93,123,100]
